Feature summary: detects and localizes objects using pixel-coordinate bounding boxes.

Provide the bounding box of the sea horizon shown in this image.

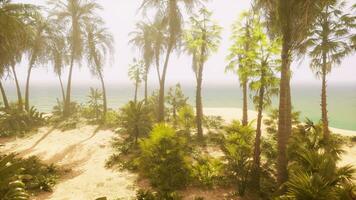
[2,82,355,131]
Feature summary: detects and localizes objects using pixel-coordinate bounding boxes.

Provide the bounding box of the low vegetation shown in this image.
[0,154,59,200]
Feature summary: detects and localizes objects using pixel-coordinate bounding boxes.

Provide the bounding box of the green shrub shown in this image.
[203,115,224,133]
[191,155,224,187]
[166,84,188,127]
[118,101,153,143]
[220,120,254,197]
[3,180,29,200]
[177,105,195,134]
[0,154,58,198]
[280,121,356,200]
[139,124,191,192]
[0,106,45,136]
[81,88,103,122]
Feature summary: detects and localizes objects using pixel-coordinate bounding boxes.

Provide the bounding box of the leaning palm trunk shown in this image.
[277,37,292,186]
[58,74,66,103]
[64,57,74,117]
[158,42,173,122]
[252,74,265,191]
[0,80,9,109]
[11,64,23,110]
[98,70,107,121]
[242,80,248,126]
[25,60,34,111]
[321,52,329,140]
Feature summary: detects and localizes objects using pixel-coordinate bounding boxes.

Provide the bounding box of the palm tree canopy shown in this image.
[0,0,39,75]
[86,18,114,76]
[299,1,356,76]
[140,0,207,50]
[184,8,222,74]
[48,0,102,62]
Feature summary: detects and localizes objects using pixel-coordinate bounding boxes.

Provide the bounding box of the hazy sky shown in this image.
[6,0,356,87]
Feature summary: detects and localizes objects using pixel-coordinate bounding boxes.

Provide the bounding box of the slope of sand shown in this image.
[0,126,137,200]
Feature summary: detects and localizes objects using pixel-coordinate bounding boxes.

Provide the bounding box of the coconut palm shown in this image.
[300,1,355,140]
[49,0,102,117]
[129,21,154,102]
[226,11,256,126]
[24,17,56,111]
[140,0,206,122]
[128,59,145,103]
[184,8,221,139]
[48,24,69,104]
[255,0,331,186]
[0,0,38,110]
[86,19,114,121]
[246,14,281,191]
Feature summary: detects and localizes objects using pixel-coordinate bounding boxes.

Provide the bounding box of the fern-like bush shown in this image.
[0,106,45,136]
[0,154,58,199]
[139,124,191,192]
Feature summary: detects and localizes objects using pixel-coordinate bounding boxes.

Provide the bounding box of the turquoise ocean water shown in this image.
[2,83,356,131]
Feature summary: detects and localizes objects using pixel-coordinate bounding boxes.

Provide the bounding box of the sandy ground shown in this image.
[0,126,137,200]
[0,107,355,200]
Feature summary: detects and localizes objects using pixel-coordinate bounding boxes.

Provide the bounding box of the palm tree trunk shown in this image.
[242,80,248,126]
[196,65,204,139]
[134,80,138,103]
[252,71,265,191]
[321,52,329,140]
[0,80,9,109]
[158,43,173,122]
[277,36,292,187]
[11,64,23,110]
[64,57,74,117]
[98,71,107,121]
[25,63,34,111]
[58,74,66,103]
[144,68,148,103]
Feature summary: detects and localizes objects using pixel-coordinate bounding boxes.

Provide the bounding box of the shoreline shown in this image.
[204,107,356,137]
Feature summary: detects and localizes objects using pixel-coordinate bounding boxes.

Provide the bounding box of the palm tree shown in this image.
[49,0,102,117]
[128,59,145,103]
[86,19,114,121]
[184,8,221,139]
[48,24,68,104]
[25,17,55,111]
[300,1,355,140]
[129,21,154,102]
[0,0,38,110]
[246,14,281,191]
[226,11,255,126]
[256,0,330,186]
[140,0,205,122]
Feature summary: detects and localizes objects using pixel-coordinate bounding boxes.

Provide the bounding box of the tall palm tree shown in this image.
[247,14,281,191]
[49,0,102,117]
[86,19,114,121]
[226,11,255,126]
[129,21,154,102]
[48,22,69,104]
[256,0,330,186]
[24,17,55,111]
[184,8,221,139]
[0,0,38,110]
[140,0,205,122]
[300,1,355,140]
